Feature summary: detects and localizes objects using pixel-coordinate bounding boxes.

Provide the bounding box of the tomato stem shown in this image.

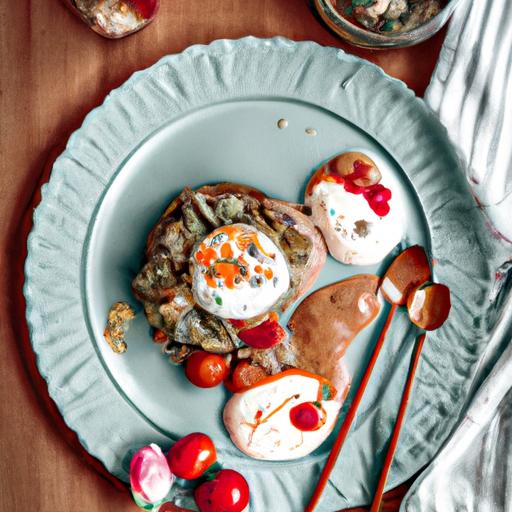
[204,461,223,481]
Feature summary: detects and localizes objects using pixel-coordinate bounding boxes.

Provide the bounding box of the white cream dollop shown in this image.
[223,374,343,460]
[191,224,290,319]
[306,180,403,265]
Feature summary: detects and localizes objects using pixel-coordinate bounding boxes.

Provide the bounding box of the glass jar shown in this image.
[64,0,159,39]
[313,0,462,49]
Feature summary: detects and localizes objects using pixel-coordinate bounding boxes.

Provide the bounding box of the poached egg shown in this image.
[191,224,290,319]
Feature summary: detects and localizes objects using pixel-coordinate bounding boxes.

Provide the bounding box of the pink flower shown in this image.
[130,444,174,504]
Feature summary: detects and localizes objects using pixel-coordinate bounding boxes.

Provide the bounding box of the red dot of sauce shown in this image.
[363,184,392,216]
[309,158,393,217]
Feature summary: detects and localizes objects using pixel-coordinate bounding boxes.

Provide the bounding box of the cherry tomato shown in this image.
[289,402,326,432]
[231,361,268,391]
[194,469,250,512]
[185,352,229,388]
[167,433,217,480]
[152,328,168,343]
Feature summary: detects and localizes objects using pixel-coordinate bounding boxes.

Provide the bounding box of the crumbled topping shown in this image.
[103,301,135,354]
[354,219,371,238]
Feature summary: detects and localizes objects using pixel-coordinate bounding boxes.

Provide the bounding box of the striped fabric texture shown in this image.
[403,2,512,510]
[425,0,512,244]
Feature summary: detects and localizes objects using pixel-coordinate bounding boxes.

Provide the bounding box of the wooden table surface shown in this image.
[0,1,446,510]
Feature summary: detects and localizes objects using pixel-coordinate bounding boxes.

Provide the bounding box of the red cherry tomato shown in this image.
[167,433,217,480]
[230,361,269,391]
[152,328,168,343]
[185,352,229,388]
[194,469,250,512]
[289,402,326,432]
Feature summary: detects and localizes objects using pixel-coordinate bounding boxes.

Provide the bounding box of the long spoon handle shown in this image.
[369,333,427,512]
[305,303,399,512]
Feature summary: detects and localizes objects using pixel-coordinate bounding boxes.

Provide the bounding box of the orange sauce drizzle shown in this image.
[240,371,338,447]
[244,394,301,446]
[214,261,244,289]
[305,164,345,196]
[220,243,233,259]
[194,226,277,290]
[234,368,337,402]
[204,274,217,288]
[305,165,328,197]
[229,226,275,259]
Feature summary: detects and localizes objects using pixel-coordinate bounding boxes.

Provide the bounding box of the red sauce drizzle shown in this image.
[307,159,392,217]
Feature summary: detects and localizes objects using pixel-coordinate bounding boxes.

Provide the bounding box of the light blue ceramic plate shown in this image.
[24,38,493,511]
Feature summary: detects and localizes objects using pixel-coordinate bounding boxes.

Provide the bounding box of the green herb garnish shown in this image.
[322,383,332,401]
[381,20,396,32]
[352,0,374,7]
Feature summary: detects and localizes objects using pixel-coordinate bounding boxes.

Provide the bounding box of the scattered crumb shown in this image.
[277,118,288,129]
[305,128,317,136]
[354,220,371,238]
[103,301,136,354]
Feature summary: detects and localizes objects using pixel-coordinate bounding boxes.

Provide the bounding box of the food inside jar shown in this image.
[68,0,159,38]
[334,0,447,34]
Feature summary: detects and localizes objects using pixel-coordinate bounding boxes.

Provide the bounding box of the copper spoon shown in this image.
[305,246,431,511]
[369,283,451,512]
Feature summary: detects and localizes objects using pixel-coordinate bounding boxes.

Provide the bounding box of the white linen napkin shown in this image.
[424,0,512,244]
[401,294,512,511]
[402,1,512,510]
